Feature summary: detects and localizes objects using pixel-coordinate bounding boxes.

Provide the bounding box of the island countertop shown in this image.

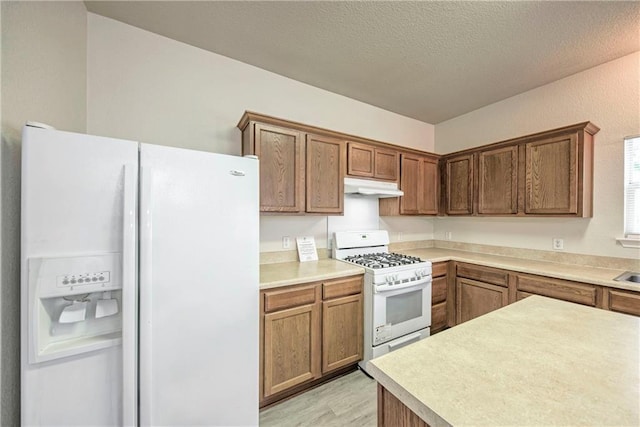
[367,296,640,426]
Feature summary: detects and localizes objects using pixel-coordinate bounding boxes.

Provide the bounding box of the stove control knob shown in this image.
[385,275,393,284]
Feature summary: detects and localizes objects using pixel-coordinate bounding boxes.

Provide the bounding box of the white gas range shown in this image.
[333,230,432,374]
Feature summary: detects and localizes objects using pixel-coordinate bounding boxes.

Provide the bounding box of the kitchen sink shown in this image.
[614,271,640,284]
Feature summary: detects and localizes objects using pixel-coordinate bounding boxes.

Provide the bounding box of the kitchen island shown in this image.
[367,295,640,426]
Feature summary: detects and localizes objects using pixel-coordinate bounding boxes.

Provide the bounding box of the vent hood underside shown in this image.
[344,177,403,198]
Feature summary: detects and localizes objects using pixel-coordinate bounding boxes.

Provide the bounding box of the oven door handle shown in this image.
[374,276,431,293]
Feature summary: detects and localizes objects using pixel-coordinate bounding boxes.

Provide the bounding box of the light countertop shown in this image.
[400,248,640,292]
[260,259,365,290]
[260,247,639,292]
[367,295,640,426]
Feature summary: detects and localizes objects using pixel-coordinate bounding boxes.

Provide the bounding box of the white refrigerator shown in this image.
[20,124,259,426]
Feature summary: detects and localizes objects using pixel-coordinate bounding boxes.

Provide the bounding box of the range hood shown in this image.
[344,177,403,198]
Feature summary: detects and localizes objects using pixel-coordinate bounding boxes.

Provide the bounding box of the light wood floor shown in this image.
[259,370,377,426]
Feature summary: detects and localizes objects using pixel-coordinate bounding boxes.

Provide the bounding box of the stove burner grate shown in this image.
[343,252,424,269]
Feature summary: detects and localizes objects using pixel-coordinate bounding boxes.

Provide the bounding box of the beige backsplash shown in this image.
[261,239,639,271]
[431,240,640,271]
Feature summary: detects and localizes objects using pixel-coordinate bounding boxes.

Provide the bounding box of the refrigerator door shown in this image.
[20,126,138,426]
[139,144,259,426]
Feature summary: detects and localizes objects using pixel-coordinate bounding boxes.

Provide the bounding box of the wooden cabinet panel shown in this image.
[456,277,509,324]
[419,157,439,215]
[375,148,399,181]
[347,142,398,181]
[431,301,447,333]
[347,143,374,177]
[432,262,448,278]
[391,154,439,216]
[322,276,362,300]
[254,123,304,212]
[306,134,345,214]
[456,263,509,287]
[400,154,421,214]
[478,146,518,214]
[603,289,640,316]
[432,276,447,305]
[378,384,429,427]
[263,303,321,397]
[322,294,363,373]
[264,285,317,313]
[445,154,474,215]
[516,274,598,306]
[525,133,578,214]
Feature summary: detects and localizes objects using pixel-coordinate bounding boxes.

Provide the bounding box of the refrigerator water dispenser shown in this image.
[27,254,123,363]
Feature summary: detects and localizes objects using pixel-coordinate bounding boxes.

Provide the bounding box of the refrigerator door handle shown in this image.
[122,164,138,426]
[139,165,153,426]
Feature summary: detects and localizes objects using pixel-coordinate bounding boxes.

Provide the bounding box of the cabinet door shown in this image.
[306,134,345,214]
[515,274,598,306]
[347,142,374,177]
[456,278,508,324]
[322,293,363,373]
[525,133,578,214]
[399,154,421,214]
[604,289,640,317]
[263,303,321,397]
[445,154,474,215]
[419,157,439,214]
[374,148,398,181]
[254,123,305,213]
[478,146,518,214]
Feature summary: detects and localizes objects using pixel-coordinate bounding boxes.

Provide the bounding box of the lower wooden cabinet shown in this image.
[455,263,510,324]
[515,273,599,307]
[322,294,363,373]
[450,261,639,326]
[430,262,449,334]
[602,288,640,316]
[260,275,363,407]
[456,277,509,324]
[378,384,429,427]
[263,303,320,397]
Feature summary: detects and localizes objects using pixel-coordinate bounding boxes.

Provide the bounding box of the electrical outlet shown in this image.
[552,238,564,250]
[282,236,291,249]
[398,232,404,241]
[445,231,452,241]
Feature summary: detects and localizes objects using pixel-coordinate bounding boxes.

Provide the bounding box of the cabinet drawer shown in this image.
[605,289,640,316]
[432,276,447,305]
[264,285,317,313]
[322,276,363,300]
[432,262,447,278]
[456,263,508,287]
[431,301,447,333]
[516,274,597,306]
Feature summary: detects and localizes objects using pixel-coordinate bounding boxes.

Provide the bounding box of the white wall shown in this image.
[86,13,436,252]
[0,1,87,424]
[434,52,640,260]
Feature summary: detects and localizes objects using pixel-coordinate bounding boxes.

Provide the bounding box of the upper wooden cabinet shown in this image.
[478,146,518,215]
[252,123,305,213]
[524,133,580,215]
[347,142,398,181]
[239,114,344,215]
[380,153,439,216]
[444,154,474,215]
[306,134,345,214]
[441,122,598,217]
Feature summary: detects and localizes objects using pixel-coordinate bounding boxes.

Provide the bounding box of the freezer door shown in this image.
[139,144,259,426]
[20,126,139,426]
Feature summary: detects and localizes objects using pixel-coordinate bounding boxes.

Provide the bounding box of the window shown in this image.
[623,135,640,239]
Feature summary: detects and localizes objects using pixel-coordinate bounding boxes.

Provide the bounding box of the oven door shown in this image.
[372,278,431,346]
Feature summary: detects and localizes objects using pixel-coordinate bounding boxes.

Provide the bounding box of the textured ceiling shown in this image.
[84,1,640,124]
